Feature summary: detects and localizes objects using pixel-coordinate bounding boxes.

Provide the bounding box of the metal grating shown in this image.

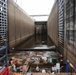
[0,0,7,45]
[58,0,64,51]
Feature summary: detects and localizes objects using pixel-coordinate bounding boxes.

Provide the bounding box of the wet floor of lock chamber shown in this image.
[14,35,55,50]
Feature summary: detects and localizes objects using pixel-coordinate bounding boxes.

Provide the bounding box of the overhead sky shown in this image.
[15,0,55,21]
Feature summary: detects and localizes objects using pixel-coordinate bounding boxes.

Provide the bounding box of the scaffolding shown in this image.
[0,0,8,74]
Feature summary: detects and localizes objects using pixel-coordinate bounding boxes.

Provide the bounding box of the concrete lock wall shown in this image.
[8,0,35,49]
[47,0,58,47]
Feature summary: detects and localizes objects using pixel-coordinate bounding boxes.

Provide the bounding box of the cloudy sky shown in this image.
[15,0,55,21]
